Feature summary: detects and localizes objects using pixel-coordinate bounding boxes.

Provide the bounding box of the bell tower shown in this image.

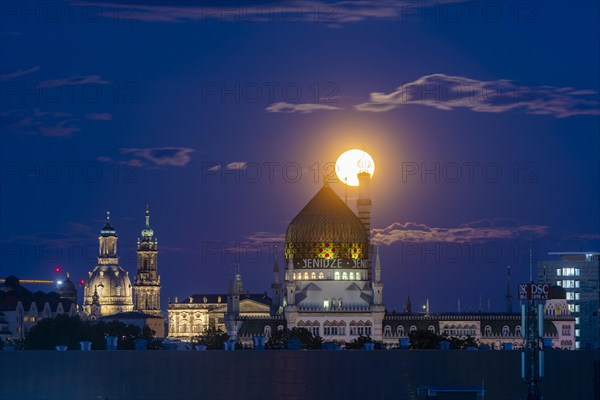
[133,206,162,316]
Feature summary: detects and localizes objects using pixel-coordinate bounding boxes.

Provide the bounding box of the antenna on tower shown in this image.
[529,237,533,282]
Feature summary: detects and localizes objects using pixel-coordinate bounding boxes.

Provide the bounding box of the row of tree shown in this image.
[191,327,480,350]
[7,317,480,350]
[10,315,161,350]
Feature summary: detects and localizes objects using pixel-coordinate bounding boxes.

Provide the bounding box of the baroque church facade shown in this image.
[83,209,162,323]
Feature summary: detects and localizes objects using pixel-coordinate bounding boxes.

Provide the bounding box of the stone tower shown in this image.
[133,206,162,316]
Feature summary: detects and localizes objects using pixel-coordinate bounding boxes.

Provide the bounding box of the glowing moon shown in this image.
[335,149,375,186]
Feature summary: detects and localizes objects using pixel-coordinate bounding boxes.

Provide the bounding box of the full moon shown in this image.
[335,149,375,186]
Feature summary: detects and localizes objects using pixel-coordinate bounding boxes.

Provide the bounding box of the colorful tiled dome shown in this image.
[284,184,368,260]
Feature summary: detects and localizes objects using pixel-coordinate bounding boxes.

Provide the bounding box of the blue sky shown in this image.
[1,0,599,312]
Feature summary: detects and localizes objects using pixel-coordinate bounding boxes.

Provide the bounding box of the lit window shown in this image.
[502,326,509,337]
[556,281,562,287]
[318,272,324,279]
[575,293,580,300]
[575,281,580,288]
[556,269,561,276]
[575,317,580,325]
[575,329,580,337]
[515,325,522,337]
[567,292,574,300]
[384,325,392,337]
[342,272,348,280]
[334,271,340,280]
[568,304,575,312]
[484,325,492,336]
[575,269,580,276]
[349,272,354,280]
[304,272,309,280]
[311,272,316,280]
[264,326,271,338]
[323,300,330,310]
[574,305,580,312]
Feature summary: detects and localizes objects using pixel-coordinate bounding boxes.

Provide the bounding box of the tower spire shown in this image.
[505,265,513,313]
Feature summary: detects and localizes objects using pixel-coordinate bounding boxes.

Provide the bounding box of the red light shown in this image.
[55,266,61,273]
[80,279,85,285]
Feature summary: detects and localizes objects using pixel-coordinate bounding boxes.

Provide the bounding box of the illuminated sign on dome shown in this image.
[298,258,368,269]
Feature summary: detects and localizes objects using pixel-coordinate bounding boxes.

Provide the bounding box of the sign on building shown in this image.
[518,283,550,300]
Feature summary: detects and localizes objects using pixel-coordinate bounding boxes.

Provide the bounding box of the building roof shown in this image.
[238,317,286,337]
[284,184,368,260]
[180,292,272,306]
[100,311,163,320]
[0,276,75,313]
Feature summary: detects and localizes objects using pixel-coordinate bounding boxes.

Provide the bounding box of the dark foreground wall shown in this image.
[1,350,598,400]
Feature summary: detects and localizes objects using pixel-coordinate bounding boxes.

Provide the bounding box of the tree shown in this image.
[345,335,382,350]
[265,327,322,350]
[24,315,161,350]
[192,326,229,350]
[408,330,442,349]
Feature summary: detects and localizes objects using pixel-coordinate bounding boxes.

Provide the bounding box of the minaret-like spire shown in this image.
[404,285,412,314]
[375,246,381,282]
[271,246,282,313]
[505,265,513,313]
[106,210,110,222]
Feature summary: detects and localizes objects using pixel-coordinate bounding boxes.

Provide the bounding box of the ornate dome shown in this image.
[101,210,116,237]
[83,265,133,312]
[141,206,154,238]
[285,184,368,260]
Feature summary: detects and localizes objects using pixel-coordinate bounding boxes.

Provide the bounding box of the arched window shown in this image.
[484,325,492,336]
[397,325,405,337]
[318,272,324,279]
[334,271,340,280]
[443,325,449,335]
[365,321,372,336]
[342,272,348,280]
[384,325,392,337]
[304,272,309,280]
[350,321,357,336]
[264,325,272,338]
[470,325,477,336]
[349,272,354,280]
[181,323,188,333]
[410,325,417,334]
[428,325,435,334]
[338,321,346,335]
[292,273,296,280]
[502,325,510,337]
[297,320,305,328]
[515,325,522,337]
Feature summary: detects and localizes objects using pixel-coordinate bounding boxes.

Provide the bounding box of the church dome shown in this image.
[83,265,133,311]
[285,184,368,260]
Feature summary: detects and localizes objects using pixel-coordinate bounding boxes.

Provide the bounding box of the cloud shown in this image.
[266,102,343,113]
[102,147,196,167]
[38,75,110,88]
[0,109,83,137]
[85,113,113,120]
[71,0,465,24]
[355,74,600,118]
[38,119,82,137]
[371,219,549,245]
[0,66,40,80]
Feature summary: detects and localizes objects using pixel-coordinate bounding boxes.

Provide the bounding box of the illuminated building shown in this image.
[133,206,162,317]
[83,211,134,318]
[0,276,78,340]
[538,252,600,349]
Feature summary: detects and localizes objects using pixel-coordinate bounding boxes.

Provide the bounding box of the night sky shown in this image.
[1,0,598,313]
